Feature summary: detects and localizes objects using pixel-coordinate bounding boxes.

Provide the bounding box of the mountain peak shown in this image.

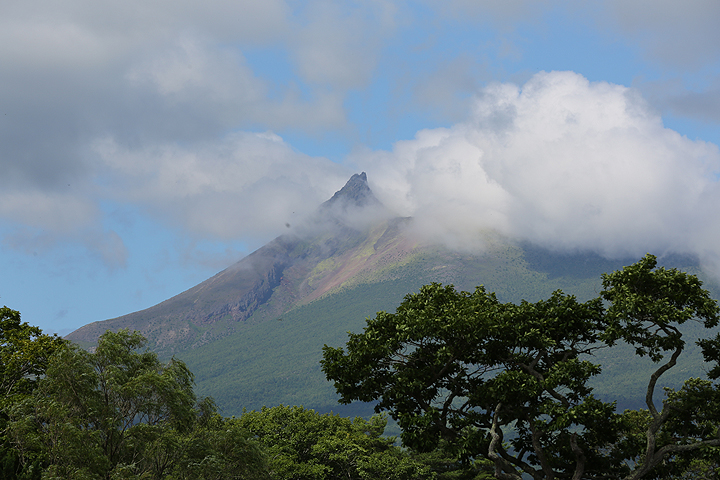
[323,172,379,208]
[321,172,381,210]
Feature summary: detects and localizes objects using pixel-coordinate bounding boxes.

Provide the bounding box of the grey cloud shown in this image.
[293,0,392,89]
[0,0,372,190]
[0,0,385,264]
[657,89,720,124]
[0,1,292,47]
[0,190,98,234]
[410,55,490,123]
[433,0,552,25]
[93,132,352,240]
[2,226,127,271]
[84,229,129,270]
[601,0,720,70]
[632,77,720,127]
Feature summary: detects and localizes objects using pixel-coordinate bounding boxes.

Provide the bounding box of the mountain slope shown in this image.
[68,172,413,355]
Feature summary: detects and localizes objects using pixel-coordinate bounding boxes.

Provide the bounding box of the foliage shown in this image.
[235,405,434,480]
[410,440,495,480]
[0,306,66,402]
[175,242,637,416]
[0,307,66,479]
[321,254,720,480]
[145,405,271,480]
[5,329,270,479]
[601,255,720,479]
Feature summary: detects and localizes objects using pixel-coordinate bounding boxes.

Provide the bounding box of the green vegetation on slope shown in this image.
[3,318,443,480]
[321,255,720,479]
[179,246,715,418]
[178,243,631,416]
[5,251,720,479]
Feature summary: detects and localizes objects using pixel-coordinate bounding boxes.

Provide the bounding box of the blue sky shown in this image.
[2,0,720,334]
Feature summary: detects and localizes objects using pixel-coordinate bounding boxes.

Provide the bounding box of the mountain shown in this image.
[67,173,714,417]
[68,172,402,355]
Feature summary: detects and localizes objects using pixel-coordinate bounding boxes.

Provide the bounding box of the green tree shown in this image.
[321,254,720,480]
[0,307,65,401]
[236,405,433,480]
[7,329,270,479]
[601,255,720,479]
[0,306,65,479]
[143,401,271,480]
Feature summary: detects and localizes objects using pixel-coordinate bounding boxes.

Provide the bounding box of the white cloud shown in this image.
[359,71,720,262]
[0,0,378,267]
[93,131,351,239]
[2,0,720,276]
[0,0,365,192]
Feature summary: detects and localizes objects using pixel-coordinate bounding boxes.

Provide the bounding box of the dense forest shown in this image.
[2,255,720,479]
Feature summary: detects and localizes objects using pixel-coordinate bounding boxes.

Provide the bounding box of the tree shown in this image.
[7,329,270,479]
[0,306,65,479]
[142,402,271,480]
[0,306,66,403]
[601,255,720,479]
[235,405,433,480]
[321,254,720,480]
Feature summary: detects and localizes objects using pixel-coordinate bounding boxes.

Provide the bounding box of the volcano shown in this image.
[67,173,708,416]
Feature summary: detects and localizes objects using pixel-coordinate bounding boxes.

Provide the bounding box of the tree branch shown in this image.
[488,404,523,480]
[528,416,555,480]
[646,345,682,418]
[625,437,720,480]
[570,432,586,480]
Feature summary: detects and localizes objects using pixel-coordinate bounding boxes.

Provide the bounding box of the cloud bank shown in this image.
[2,0,720,277]
[0,0,390,263]
[94,131,350,240]
[358,71,720,267]
[5,68,720,275]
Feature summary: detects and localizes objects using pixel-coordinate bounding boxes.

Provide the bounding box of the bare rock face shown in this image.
[321,172,380,210]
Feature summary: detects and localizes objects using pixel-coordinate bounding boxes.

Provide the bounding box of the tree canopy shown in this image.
[235,405,433,480]
[3,328,270,479]
[0,307,65,403]
[0,306,66,478]
[321,254,720,480]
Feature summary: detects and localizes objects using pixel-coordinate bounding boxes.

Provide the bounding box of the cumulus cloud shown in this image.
[0,0,386,190]
[422,1,720,130]
[2,0,719,277]
[93,131,351,240]
[0,0,393,267]
[358,71,720,265]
